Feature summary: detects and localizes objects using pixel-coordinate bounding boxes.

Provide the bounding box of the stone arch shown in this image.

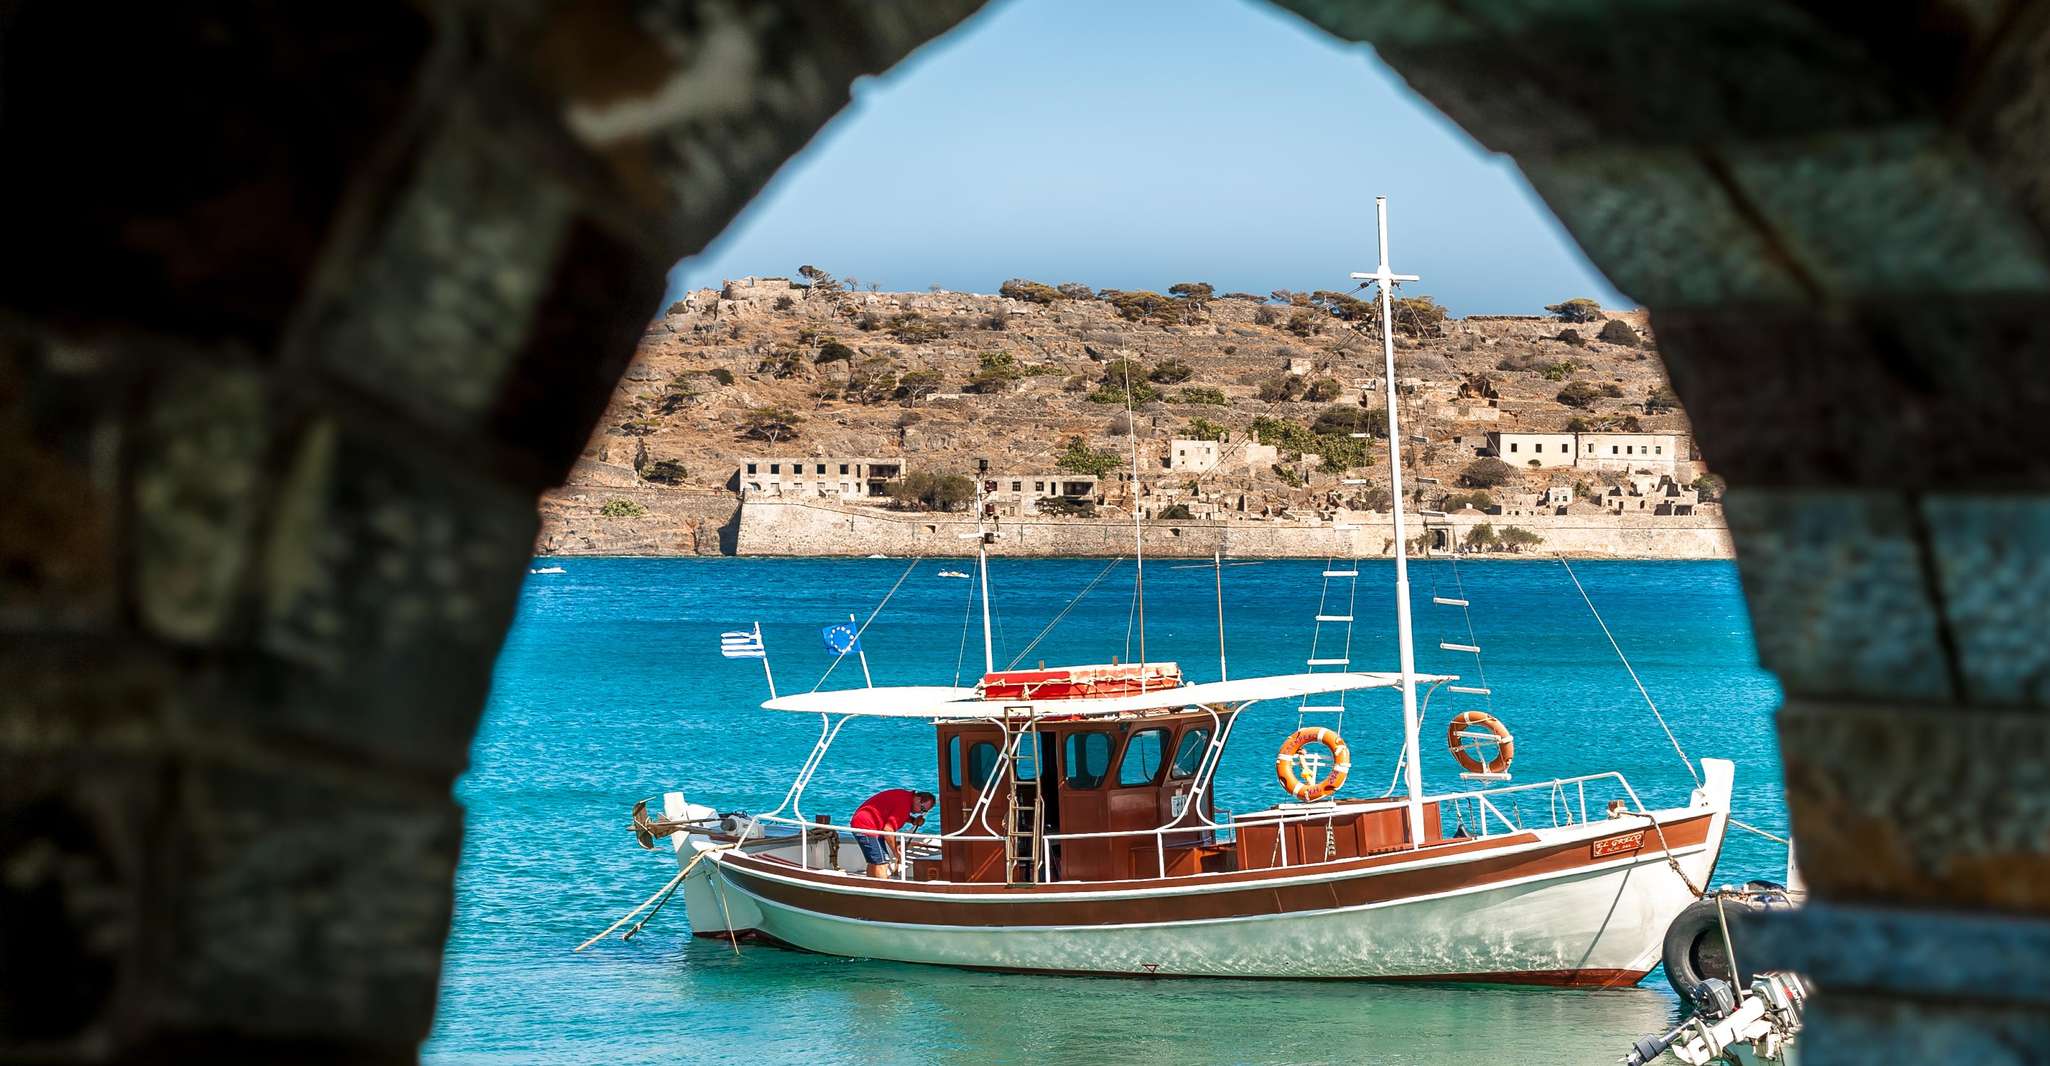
[5,1,2048,1059]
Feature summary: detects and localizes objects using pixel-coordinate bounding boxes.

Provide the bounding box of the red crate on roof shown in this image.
[980,662,1182,702]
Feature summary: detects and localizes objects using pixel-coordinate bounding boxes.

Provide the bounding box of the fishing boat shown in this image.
[937,569,971,579]
[616,199,1733,985]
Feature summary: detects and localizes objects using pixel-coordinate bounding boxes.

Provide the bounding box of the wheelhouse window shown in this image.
[1062,731,1111,789]
[1116,728,1169,787]
[1170,728,1211,778]
[1014,733,1039,780]
[966,740,1001,789]
[947,735,962,788]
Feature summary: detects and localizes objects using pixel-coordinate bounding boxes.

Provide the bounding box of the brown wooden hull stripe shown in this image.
[718,813,1717,928]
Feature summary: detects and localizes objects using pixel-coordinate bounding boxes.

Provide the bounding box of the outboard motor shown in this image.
[1627,883,1807,1065]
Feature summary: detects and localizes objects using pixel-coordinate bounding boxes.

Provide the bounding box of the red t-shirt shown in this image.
[850,788,919,832]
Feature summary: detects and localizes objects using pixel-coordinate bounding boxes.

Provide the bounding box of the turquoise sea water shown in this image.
[425,557,1786,1065]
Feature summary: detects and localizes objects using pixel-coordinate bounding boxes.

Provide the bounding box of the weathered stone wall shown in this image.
[0,1,980,1059]
[539,489,740,556]
[1271,1,2050,1054]
[734,499,1733,559]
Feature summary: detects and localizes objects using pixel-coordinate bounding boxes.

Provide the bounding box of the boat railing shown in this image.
[738,769,1674,880]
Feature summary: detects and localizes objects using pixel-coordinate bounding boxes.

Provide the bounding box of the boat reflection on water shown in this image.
[667,943,1682,1065]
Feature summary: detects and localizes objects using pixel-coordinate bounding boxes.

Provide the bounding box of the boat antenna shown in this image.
[1124,354,1147,679]
[966,473,996,676]
[1214,548,1228,682]
[1350,196,1426,848]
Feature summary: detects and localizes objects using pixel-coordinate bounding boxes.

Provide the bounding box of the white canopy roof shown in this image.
[758,671,1455,720]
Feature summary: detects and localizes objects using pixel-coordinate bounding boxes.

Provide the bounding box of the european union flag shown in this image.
[822,623,862,656]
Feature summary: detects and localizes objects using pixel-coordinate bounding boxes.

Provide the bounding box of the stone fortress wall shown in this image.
[726,498,1733,559]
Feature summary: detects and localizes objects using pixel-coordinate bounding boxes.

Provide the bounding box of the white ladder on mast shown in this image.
[1299,543,1363,723]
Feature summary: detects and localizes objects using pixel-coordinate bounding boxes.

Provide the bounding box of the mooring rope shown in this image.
[1557,556,1702,789]
[1730,818,1790,846]
[574,843,736,952]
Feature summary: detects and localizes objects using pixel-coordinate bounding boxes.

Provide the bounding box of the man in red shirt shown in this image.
[850,788,935,878]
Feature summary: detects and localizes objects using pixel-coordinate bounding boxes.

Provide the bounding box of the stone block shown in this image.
[1779,700,2050,912]
[133,363,273,644]
[148,762,459,1049]
[0,334,124,634]
[0,646,176,1053]
[307,106,577,433]
[1522,149,1809,310]
[1300,2,1941,156]
[241,418,535,772]
[1746,902,2050,1006]
[1800,996,2050,1066]
[487,218,667,483]
[1724,489,1952,702]
[1727,126,2050,297]
[1923,495,2050,708]
[1656,300,2050,491]
[1961,7,2050,241]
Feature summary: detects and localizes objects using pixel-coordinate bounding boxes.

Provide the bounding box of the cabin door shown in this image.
[941,728,1009,883]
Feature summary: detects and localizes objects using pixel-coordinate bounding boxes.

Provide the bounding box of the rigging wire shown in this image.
[952,559,978,687]
[1557,555,1703,789]
[809,555,922,693]
[1008,556,1127,670]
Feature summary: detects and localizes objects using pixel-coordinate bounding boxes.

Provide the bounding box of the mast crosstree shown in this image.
[1350,197,1428,848]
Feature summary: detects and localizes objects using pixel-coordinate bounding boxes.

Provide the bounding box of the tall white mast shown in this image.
[1350,196,1426,848]
[975,478,996,675]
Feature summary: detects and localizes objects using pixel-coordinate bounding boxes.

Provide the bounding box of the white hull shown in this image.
[678,761,1732,983]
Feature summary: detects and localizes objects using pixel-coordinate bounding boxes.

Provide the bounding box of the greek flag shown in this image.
[822,623,861,656]
[720,629,765,659]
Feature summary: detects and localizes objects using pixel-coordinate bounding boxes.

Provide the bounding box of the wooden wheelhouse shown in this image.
[930,703,1230,884]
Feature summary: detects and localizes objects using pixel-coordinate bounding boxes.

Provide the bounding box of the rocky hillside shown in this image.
[541,276,1702,549]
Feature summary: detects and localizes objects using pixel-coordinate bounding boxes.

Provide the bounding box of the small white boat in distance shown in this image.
[530,565,566,575]
[937,569,970,579]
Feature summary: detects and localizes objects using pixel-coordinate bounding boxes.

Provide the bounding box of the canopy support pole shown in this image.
[756,621,777,700]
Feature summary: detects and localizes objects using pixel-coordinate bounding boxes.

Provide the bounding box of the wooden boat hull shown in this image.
[680,764,1731,984]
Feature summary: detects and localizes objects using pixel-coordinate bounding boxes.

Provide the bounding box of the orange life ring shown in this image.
[1275,726,1350,802]
[1447,711,1515,774]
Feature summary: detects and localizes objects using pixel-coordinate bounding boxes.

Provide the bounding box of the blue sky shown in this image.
[666,0,1625,315]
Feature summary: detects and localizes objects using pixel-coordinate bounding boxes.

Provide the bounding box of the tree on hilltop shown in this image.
[1546,297,1602,323]
[1391,295,1447,337]
[798,265,842,294]
[738,407,803,443]
[1557,381,1604,409]
[1055,436,1122,477]
[999,278,1063,304]
[1460,458,1515,488]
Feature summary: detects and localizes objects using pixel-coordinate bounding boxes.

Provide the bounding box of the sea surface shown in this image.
[425,557,1787,1065]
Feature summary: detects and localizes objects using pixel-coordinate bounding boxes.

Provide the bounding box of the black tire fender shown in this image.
[1662,895,1769,1002]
